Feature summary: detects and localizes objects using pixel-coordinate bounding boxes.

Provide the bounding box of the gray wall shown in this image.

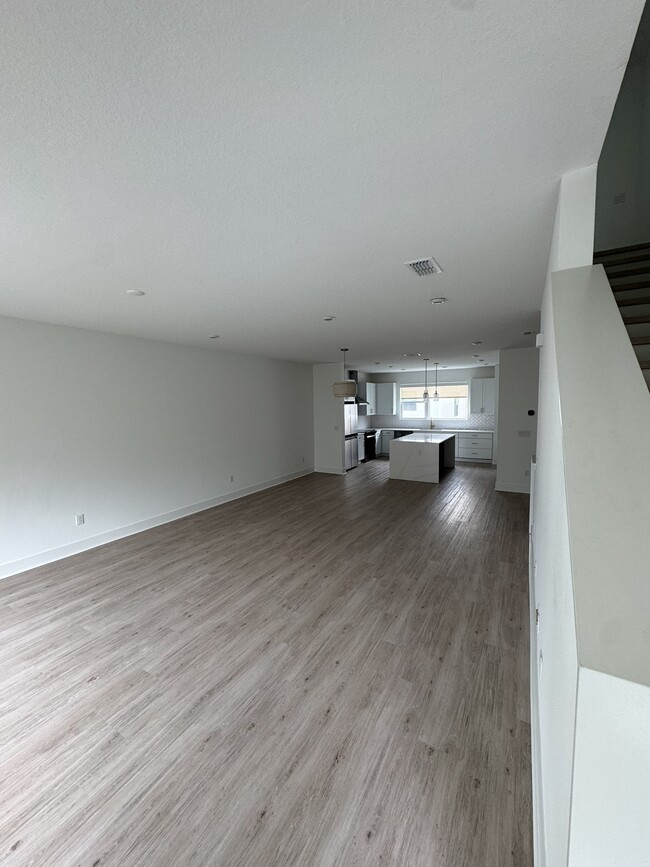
[595,36,650,250]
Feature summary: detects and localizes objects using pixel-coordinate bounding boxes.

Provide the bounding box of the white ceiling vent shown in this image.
[405,257,443,276]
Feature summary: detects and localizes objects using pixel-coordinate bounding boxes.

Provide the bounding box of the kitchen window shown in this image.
[399,383,469,420]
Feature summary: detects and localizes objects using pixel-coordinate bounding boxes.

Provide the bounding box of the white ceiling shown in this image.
[1,0,643,372]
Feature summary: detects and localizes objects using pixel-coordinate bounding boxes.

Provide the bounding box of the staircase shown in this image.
[594,242,650,390]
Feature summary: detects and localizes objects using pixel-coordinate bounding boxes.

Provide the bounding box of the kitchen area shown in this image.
[342,368,496,475]
[314,349,538,494]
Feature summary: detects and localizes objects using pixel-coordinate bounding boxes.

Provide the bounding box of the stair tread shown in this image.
[640,360,650,369]
[596,252,650,266]
[610,280,650,291]
[606,265,650,279]
[595,241,650,258]
[616,295,650,307]
[631,335,650,345]
[623,314,650,324]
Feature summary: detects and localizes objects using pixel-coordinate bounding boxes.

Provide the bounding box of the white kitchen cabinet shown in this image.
[455,431,493,461]
[361,382,377,416]
[470,378,496,414]
[375,382,397,415]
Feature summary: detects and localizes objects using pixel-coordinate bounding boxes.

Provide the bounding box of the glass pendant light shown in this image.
[422,357,429,400]
[433,362,440,401]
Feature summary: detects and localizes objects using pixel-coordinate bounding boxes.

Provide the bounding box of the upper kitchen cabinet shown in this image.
[470,378,496,414]
[375,382,397,415]
[359,382,377,416]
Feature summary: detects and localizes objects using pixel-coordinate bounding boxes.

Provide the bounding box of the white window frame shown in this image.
[398,381,470,422]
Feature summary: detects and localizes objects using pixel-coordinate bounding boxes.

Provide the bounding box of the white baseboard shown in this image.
[0,468,314,580]
[495,480,531,494]
[314,466,346,475]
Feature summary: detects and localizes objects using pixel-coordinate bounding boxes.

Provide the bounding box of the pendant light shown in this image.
[332,348,356,398]
[422,358,430,400]
[433,362,440,401]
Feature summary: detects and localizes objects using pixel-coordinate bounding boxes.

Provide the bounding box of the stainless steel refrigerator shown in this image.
[344,402,358,470]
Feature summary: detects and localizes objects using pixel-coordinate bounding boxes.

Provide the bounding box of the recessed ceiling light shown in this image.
[126,289,146,296]
[478,358,485,362]
[523,330,534,335]
[323,315,336,322]
[442,365,448,368]
[403,353,421,358]
[389,365,394,368]
[472,354,480,358]
[429,297,447,305]
[375,361,381,365]
[209,334,220,339]
[471,340,482,346]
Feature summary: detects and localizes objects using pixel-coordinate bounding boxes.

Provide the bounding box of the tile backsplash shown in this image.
[359,413,495,431]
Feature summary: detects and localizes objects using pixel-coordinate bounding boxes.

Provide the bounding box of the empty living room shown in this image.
[2,2,649,866]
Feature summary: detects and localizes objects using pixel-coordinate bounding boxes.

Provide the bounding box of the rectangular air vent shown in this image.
[405,257,443,276]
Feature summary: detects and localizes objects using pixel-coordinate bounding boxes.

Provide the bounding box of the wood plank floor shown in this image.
[0,460,532,867]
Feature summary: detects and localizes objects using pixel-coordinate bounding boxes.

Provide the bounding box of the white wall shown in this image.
[531,165,597,867]
[531,276,579,867]
[0,316,314,577]
[495,348,538,493]
[313,362,344,474]
[552,264,650,687]
[533,161,650,866]
[569,669,650,867]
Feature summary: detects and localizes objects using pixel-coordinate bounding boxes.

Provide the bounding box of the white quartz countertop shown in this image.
[391,432,456,444]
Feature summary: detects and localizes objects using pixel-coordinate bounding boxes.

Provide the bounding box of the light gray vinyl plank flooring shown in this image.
[0,459,532,866]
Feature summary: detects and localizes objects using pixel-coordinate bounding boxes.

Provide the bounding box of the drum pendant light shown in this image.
[332,348,356,398]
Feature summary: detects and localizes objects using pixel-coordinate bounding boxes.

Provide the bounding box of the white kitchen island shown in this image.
[389,432,456,483]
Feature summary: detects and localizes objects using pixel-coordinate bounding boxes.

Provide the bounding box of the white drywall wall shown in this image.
[533,160,650,866]
[553,165,598,270]
[530,164,597,867]
[495,349,538,493]
[530,282,579,867]
[313,363,344,474]
[569,668,650,866]
[0,316,314,577]
[552,264,650,687]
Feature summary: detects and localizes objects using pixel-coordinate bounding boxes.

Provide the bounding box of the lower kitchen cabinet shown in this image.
[455,431,493,461]
[375,428,493,461]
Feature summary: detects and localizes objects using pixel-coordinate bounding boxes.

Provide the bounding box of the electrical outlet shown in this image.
[75,513,85,526]
[229,474,235,483]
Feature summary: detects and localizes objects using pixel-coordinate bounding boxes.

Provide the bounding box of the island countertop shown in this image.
[395,432,456,444]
